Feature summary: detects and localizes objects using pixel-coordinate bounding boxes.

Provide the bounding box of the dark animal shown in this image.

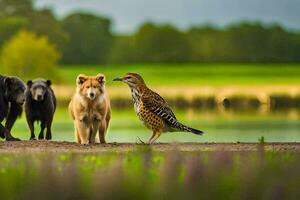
[25,79,56,140]
[0,75,26,141]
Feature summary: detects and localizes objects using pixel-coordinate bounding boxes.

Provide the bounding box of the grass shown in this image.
[0,149,299,199]
[57,64,300,86]
[1,64,299,199]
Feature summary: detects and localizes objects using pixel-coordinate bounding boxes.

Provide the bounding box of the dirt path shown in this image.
[0,141,300,153]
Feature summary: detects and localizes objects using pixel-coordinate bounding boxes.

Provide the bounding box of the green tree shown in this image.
[0,30,60,79]
[107,35,136,64]
[187,22,300,63]
[0,0,33,17]
[26,9,69,50]
[62,12,113,64]
[0,0,68,52]
[134,22,190,63]
[222,23,269,62]
[0,16,28,46]
[187,25,224,62]
[265,25,300,62]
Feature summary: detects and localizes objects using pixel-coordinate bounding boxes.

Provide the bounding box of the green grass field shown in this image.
[5,64,300,143]
[1,64,300,199]
[58,64,300,86]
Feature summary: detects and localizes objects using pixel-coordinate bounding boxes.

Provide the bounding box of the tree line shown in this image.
[0,0,300,64]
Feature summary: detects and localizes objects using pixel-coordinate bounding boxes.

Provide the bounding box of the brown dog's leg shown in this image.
[90,120,100,144]
[74,122,81,144]
[76,120,89,145]
[98,121,107,144]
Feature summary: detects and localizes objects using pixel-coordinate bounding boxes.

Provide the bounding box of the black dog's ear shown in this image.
[5,77,13,86]
[27,80,33,87]
[46,80,51,86]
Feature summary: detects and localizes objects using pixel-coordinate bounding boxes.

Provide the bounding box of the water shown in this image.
[9,107,300,143]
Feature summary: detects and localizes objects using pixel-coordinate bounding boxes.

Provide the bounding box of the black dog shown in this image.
[0,75,26,141]
[25,79,56,140]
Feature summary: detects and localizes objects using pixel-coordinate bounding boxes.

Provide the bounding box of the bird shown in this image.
[113,73,203,144]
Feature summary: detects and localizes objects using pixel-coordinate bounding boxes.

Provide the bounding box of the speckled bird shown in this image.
[113,73,203,144]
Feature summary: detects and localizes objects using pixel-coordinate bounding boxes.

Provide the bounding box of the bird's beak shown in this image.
[113,77,123,81]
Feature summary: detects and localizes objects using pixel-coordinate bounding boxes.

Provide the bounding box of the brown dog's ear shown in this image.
[96,74,105,84]
[76,74,88,85]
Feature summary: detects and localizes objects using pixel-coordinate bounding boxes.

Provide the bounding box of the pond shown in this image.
[10,107,300,143]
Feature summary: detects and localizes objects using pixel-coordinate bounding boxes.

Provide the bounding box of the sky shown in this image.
[34,0,300,33]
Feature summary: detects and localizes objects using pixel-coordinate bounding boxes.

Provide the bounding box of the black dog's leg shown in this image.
[0,116,5,139]
[0,128,3,139]
[26,118,35,140]
[4,102,21,141]
[38,121,46,140]
[0,114,4,139]
[0,96,7,139]
[45,118,53,140]
[0,124,19,141]
[0,124,9,139]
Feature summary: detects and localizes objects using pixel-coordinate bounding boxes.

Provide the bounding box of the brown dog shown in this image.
[69,74,111,144]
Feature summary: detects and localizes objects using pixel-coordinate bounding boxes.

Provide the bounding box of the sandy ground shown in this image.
[0,141,300,153]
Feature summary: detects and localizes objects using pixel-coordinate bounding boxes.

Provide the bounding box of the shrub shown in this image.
[0,30,60,80]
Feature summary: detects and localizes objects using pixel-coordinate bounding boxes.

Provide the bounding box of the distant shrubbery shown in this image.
[0,30,60,79]
[61,13,113,64]
[0,0,299,65]
[110,22,300,64]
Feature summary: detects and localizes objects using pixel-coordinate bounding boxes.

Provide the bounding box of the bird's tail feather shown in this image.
[178,123,204,135]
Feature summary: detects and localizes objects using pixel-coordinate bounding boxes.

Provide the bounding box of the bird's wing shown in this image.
[142,90,179,128]
[142,90,204,135]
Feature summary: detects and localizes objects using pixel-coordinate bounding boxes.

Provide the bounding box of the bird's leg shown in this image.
[136,130,160,145]
[148,131,161,144]
[147,131,157,144]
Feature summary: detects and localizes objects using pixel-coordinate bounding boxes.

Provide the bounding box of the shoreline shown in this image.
[1,141,300,153]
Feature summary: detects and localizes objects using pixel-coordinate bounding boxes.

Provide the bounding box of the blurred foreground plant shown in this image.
[0,149,299,200]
